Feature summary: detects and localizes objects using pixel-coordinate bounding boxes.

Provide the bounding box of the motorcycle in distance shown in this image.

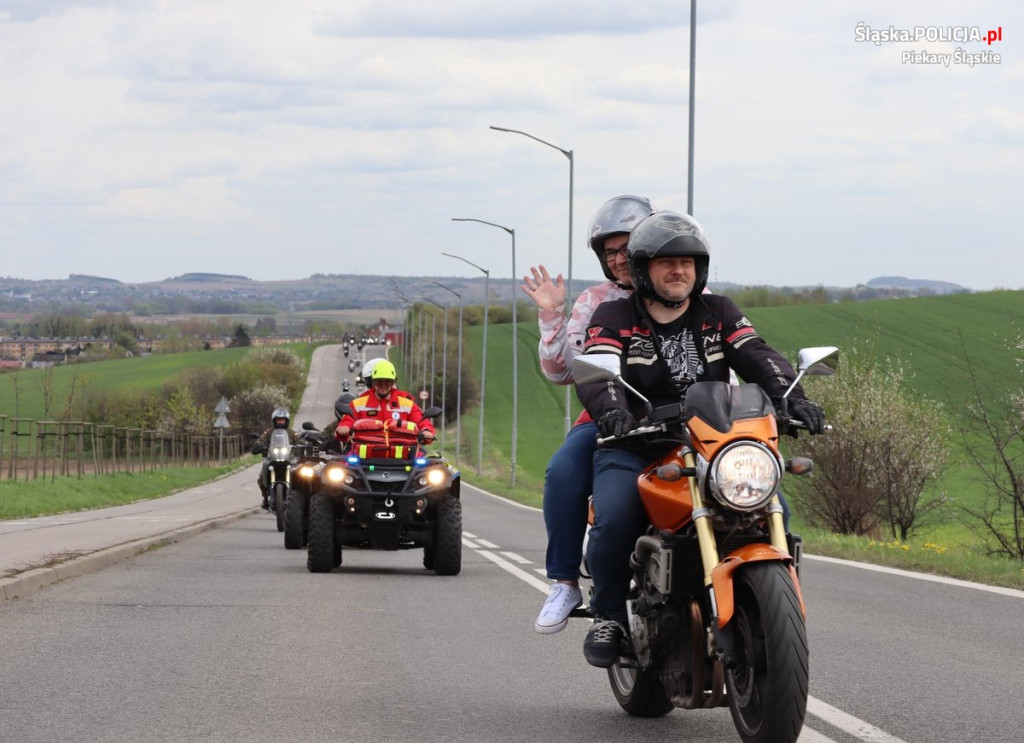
[251,428,296,533]
[305,405,462,576]
[570,346,839,743]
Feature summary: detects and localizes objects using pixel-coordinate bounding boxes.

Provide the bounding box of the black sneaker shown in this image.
[583,617,627,668]
[260,495,270,511]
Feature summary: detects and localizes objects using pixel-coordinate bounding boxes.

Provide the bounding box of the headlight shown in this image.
[417,468,448,488]
[708,442,780,511]
[271,446,290,457]
[297,464,317,479]
[325,466,350,484]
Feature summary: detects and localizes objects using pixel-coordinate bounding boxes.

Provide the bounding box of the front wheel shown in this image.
[725,562,808,743]
[608,662,674,718]
[284,490,307,549]
[431,496,462,576]
[273,482,287,533]
[306,494,337,573]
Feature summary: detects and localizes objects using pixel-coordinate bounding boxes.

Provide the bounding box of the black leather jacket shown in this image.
[576,293,808,453]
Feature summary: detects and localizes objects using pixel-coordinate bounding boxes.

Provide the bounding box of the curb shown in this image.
[0,507,261,603]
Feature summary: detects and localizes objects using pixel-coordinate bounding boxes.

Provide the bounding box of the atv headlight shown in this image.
[708,441,780,512]
[417,467,448,489]
[324,466,352,485]
[297,464,317,479]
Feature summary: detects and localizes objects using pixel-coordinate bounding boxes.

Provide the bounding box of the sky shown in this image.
[1,1,1020,292]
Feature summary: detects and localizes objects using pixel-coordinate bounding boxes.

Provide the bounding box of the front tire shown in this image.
[306,494,337,573]
[725,562,808,743]
[431,496,462,576]
[273,482,287,533]
[284,490,307,549]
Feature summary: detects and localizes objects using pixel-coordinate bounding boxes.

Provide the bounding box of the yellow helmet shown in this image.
[371,360,397,381]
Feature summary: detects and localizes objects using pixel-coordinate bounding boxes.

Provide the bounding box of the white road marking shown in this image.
[498,551,531,564]
[805,554,1024,599]
[465,534,909,743]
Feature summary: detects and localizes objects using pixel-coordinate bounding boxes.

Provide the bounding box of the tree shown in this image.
[229,324,252,347]
[958,332,1024,560]
[788,340,951,538]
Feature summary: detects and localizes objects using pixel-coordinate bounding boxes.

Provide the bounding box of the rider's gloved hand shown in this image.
[419,430,435,444]
[335,424,351,440]
[788,399,825,434]
[597,408,636,438]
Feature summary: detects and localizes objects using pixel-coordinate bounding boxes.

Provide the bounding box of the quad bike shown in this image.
[305,406,462,575]
[570,346,838,743]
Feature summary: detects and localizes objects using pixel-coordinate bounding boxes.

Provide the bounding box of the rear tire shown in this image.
[725,562,808,743]
[432,496,462,576]
[284,491,307,549]
[273,482,287,533]
[608,662,674,718]
[306,494,337,573]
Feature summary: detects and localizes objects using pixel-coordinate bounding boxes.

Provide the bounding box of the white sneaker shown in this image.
[535,583,583,634]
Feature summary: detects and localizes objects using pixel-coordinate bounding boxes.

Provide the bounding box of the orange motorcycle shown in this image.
[572,346,838,743]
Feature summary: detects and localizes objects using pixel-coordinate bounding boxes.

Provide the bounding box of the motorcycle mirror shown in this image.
[302,421,316,430]
[572,354,653,413]
[797,346,840,377]
[422,406,443,419]
[571,353,621,384]
[782,346,840,399]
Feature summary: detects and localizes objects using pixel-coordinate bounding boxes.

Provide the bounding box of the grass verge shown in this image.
[0,460,251,520]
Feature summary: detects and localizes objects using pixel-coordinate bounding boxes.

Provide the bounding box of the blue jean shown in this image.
[586,447,651,624]
[543,422,598,582]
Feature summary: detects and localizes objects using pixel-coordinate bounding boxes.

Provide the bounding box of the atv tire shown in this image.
[284,490,307,550]
[432,495,462,576]
[306,494,337,573]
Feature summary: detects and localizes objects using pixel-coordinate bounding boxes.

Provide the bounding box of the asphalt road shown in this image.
[1,344,1021,742]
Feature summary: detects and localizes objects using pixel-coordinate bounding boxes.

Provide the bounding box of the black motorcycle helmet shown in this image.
[334,393,356,420]
[587,195,656,283]
[271,407,290,429]
[627,210,710,309]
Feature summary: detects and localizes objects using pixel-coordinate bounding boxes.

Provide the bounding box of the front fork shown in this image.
[682,447,795,664]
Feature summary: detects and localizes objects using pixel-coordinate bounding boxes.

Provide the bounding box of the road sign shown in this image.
[419,390,429,401]
[213,413,230,429]
[214,397,231,414]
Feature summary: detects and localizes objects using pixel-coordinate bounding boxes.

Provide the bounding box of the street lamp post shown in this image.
[422,297,447,455]
[490,125,575,435]
[427,280,462,468]
[450,218,518,488]
[442,247,490,478]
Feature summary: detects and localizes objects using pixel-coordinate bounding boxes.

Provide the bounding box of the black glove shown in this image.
[250,445,266,456]
[788,399,825,434]
[597,408,636,438]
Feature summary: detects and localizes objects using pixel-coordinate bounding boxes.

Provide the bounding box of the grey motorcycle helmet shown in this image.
[587,195,656,282]
[627,210,710,309]
[271,407,291,429]
[334,393,356,420]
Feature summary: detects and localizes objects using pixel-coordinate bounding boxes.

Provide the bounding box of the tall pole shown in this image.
[688,0,697,216]
[442,249,490,478]
[449,219,516,487]
[428,280,462,468]
[490,125,574,435]
[422,297,447,455]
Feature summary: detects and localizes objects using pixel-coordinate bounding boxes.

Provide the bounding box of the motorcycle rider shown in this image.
[334,360,436,447]
[521,194,655,634]
[251,407,297,510]
[575,210,826,668]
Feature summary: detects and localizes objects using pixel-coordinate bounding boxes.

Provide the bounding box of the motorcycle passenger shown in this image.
[334,360,436,450]
[575,210,825,668]
[251,408,297,510]
[521,194,654,634]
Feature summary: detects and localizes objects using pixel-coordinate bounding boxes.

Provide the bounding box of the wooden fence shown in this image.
[0,415,245,482]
